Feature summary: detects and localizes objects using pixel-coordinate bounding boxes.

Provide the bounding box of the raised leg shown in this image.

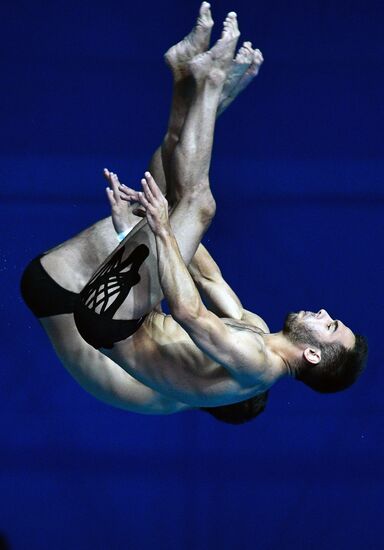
[38,0,215,294]
[150,4,263,199]
[21,7,262,417]
[41,4,263,294]
[76,14,240,332]
[149,39,263,198]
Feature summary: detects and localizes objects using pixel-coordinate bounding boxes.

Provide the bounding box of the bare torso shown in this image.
[106,311,274,407]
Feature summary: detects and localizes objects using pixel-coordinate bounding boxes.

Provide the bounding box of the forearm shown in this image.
[195,277,243,319]
[155,228,204,322]
[188,247,269,332]
[188,244,243,319]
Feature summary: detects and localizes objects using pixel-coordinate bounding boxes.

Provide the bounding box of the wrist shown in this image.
[156,222,173,240]
[117,228,130,242]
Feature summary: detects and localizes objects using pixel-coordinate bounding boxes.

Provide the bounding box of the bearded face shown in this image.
[283,312,320,348]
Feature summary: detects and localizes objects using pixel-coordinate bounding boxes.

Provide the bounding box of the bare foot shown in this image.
[188,12,240,86]
[220,41,254,103]
[218,46,264,115]
[240,48,264,83]
[164,2,214,80]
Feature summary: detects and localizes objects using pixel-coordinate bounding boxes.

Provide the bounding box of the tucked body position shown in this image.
[21,4,367,425]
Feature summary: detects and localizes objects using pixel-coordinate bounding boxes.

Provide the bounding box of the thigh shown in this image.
[80,194,213,322]
[40,314,190,414]
[41,214,138,293]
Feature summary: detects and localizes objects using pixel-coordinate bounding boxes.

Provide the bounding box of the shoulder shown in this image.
[219,321,272,384]
[241,309,270,334]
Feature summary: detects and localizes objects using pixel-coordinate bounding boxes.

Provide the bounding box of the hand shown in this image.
[136,172,170,236]
[117,179,147,219]
[104,168,135,235]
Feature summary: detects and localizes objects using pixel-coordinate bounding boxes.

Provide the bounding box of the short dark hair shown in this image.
[295,334,368,393]
[200,391,269,424]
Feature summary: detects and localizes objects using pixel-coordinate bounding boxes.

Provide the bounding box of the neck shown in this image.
[262,331,301,378]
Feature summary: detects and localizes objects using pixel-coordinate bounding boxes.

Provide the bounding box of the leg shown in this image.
[21,7,252,413]
[75,14,241,347]
[20,6,230,413]
[39,1,210,291]
[39,217,132,293]
[40,4,263,294]
[149,40,263,199]
[39,0,213,293]
[21,248,190,414]
[40,315,190,414]
[154,25,263,200]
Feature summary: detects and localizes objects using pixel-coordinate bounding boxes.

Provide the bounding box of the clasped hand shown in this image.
[118,171,170,237]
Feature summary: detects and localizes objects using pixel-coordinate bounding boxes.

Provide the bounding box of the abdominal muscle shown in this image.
[107,311,265,407]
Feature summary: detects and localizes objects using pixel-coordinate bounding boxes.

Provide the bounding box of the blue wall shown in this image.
[1,1,382,548]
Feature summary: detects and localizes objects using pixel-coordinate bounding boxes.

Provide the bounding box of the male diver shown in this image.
[22,5,270,423]
[72,7,367,404]
[21,4,367,425]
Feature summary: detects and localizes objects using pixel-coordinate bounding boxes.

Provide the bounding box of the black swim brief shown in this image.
[74,300,146,350]
[20,255,78,318]
[73,242,149,350]
[21,255,146,349]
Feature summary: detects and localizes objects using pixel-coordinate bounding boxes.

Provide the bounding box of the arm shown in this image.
[188,244,269,334]
[136,173,266,385]
[108,174,270,333]
[188,244,244,319]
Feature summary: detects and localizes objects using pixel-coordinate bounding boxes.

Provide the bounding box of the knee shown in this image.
[194,188,216,225]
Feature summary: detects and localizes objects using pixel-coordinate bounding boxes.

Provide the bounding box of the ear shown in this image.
[303,347,321,365]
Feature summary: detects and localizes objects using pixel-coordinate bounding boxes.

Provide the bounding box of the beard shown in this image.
[283,312,320,347]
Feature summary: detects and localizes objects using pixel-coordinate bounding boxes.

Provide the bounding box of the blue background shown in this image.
[1,1,383,548]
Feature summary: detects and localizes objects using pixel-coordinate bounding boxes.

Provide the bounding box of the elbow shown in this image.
[172,301,203,326]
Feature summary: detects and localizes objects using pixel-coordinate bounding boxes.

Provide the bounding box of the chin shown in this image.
[283,311,317,347]
[283,312,299,334]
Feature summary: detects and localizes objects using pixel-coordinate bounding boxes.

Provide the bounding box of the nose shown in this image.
[317,309,331,320]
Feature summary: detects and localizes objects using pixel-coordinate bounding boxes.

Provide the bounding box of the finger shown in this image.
[103,168,118,189]
[118,184,130,196]
[144,171,162,198]
[119,193,135,202]
[105,187,117,207]
[104,169,117,198]
[131,191,142,202]
[119,184,140,202]
[138,191,150,209]
[141,178,154,203]
[118,183,135,194]
[109,172,122,198]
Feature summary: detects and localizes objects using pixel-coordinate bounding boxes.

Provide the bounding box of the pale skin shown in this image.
[35,4,264,413]
[34,4,355,412]
[77,11,355,406]
[117,173,356,408]
[76,12,244,326]
[76,10,267,407]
